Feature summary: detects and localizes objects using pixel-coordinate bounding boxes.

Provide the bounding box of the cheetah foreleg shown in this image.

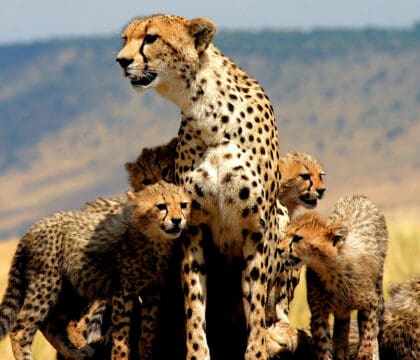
[242,235,269,360]
[138,292,160,360]
[181,225,210,360]
[111,290,133,360]
[333,313,351,360]
[356,307,380,360]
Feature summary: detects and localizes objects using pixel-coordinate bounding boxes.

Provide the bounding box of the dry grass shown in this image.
[0,221,418,358]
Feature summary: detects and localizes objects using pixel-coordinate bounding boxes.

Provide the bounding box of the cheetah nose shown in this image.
[116,57,133,69]
[317,188,326,198]
[171,218,182,226]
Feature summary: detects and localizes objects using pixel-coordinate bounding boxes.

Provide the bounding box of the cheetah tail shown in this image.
[0,244,27,339]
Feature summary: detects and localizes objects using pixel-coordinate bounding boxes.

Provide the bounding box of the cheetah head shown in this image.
[116,14,216,92]
[279,213,348,270]
[279,152,326,211]
[127,180,191,240]
[125,137,177,192]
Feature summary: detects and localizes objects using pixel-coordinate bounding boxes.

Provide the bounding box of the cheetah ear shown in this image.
[187,17,216,54]
[126,191,137,201]
[328,223,348,248]
[125,162,135,173]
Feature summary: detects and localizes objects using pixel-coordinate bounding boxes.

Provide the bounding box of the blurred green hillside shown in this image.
[1,26,420,238]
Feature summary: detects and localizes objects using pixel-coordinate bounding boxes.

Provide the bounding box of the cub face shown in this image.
[116,14,216,91]
[125,137,177,191]
[280,152,326,209]
[279,213,348,270]
[127,181,191,240]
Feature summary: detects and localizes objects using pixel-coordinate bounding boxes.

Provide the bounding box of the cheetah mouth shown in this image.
[162,226,182,236]
[283,255,302,269]
[299,195,318,208]
[130,71,157,87]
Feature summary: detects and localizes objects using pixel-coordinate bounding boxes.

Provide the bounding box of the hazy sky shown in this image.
[2,0,420,44]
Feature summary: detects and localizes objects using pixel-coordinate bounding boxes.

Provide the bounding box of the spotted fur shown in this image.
[280,194,388,360]
[0,181,191,360]
[116,14,290,360]
[379,276,420,360]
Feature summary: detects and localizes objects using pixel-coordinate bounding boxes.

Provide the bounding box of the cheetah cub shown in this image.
[279,151,326,218]
[0,181,191,360]
[280,194,388,360]
[380,276,420,360]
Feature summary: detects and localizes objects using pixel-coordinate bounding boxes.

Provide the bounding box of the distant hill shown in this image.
[1,26,419,238]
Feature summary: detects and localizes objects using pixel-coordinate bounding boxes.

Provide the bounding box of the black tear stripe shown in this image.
[139,25,149,64]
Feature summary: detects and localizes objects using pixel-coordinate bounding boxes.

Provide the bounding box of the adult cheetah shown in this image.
[280,194,388,360]
[116,14,290,359]
[0,181,191,360]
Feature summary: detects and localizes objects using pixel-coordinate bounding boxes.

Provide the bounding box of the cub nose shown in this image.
[316,188,326,198]
[116,57,133,69]
[171,218,182,226]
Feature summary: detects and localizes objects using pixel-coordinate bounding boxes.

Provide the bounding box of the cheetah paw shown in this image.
[266,322,298,357]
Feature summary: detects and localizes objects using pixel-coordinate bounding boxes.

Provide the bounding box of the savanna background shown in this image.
[1,1,419,358]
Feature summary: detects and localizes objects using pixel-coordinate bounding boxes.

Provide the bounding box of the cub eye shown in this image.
[292,235,303,243]
[319,172,326,180]
[144,34,159,45]
[299,174,310,181]
[156,203,167,211]
[180,202,189,209]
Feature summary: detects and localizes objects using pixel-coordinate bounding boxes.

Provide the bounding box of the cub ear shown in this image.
[126,190,137,201]
[187,17,216,54]
[328,223,348,248]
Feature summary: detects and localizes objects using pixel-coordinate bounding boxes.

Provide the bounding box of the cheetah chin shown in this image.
[130,70,157,87]
[161,225,182,237]
[299,194,318,208]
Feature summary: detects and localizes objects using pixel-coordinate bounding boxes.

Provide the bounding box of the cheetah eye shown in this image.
[180,202,189,209]
[299,174,310,181]
[141,179,153,185]
[319,172,326,180]
[144,34,159,45]
[292,235,302,243]
[156,203,167,211]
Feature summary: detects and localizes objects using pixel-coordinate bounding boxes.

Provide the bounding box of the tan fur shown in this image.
[116,14,291,360]
[280,194,388,360]
[0,181,191,360]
